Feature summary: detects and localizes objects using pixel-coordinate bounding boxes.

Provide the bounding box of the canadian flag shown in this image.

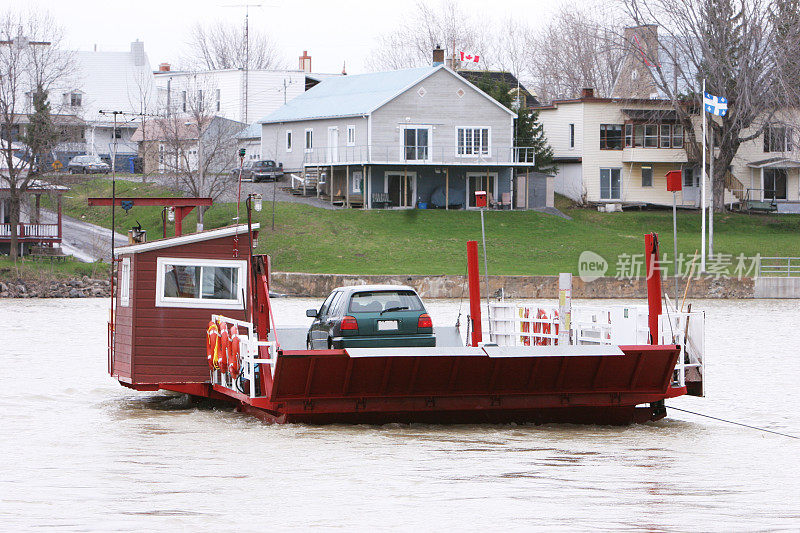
[460,51,480,63]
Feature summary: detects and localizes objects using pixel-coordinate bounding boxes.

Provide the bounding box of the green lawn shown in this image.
[0,256,102,281]
[57,179,800,276]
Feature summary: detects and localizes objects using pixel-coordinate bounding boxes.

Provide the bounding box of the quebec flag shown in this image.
[704,92,728,116]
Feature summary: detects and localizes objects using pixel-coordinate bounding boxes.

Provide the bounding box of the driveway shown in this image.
[41,209,128,263]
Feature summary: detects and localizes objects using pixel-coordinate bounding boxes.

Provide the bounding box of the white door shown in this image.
[327,127,339,163]
[681,167,699,206]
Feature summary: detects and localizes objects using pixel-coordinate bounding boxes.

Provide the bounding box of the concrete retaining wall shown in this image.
[754,277,800,298]
[270,272,755,299]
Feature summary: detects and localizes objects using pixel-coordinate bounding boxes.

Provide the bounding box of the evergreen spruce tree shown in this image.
[475,75,557,175]
[22,86,59,175]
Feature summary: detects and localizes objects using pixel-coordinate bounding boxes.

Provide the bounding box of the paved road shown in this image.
[41,209,128,263]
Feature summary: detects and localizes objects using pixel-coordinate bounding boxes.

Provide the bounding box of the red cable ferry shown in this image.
[109,223,704,425]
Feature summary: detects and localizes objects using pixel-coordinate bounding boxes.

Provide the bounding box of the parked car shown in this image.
[232,160,284,182]
[306,285,436,350]
[67,155,110,174]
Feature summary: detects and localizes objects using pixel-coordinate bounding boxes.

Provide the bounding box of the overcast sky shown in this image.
[9,0,560,74]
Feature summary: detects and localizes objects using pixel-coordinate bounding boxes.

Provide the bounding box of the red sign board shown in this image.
[666,170,682,192]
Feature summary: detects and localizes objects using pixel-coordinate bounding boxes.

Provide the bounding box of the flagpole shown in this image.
[701,79,707,272]
[709,122,714,258]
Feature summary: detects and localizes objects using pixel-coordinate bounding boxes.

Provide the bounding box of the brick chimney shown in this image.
[130,40,145,67]
[158,63,171,72]
[433,45,444,66]
[299,50,311,72]
[611,24,661,99]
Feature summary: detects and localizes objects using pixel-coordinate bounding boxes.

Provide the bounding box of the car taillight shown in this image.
[341,316,359,330]
[417,313,432,329]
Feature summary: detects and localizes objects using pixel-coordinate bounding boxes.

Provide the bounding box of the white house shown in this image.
[258,50,549,210]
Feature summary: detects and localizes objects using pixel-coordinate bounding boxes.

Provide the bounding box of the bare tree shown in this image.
[621,0,799,211]
[0,10,74,259]
[526,5,626,103]
[158,77,242,228]
[183,22,284,71]
[126,62,157,182]
[366,0,488,70]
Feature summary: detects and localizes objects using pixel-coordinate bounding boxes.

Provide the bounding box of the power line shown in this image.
[668,405,799,440]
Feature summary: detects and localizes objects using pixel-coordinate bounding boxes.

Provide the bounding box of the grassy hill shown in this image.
[58,178,800,276]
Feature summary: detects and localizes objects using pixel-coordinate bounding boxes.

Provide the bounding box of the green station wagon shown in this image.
[306,285,436,350]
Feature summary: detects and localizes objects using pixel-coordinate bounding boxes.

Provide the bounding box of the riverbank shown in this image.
[56,178,800,276]
[0,257,110,298]
[270,272,755,299]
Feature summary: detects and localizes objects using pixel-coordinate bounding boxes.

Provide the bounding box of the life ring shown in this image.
[228,325,240,378]
[216,322,229,372]
[537,308,549,346]
[520,307,531,346]
[206,320,219,369]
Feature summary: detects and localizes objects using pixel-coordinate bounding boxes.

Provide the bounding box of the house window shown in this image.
[286,130,292,152]
[644,124,658,148]
[600,168,621,200]
[155,257,247,309]
[197,90,204,112]
[660,125,671,148]
[404,127,431,160]
[764,125,792,152]
[599,124,623,150]
[641,165,653,187]
[181,91,187,112]
[216,89,221,112]
[672,125,684,148]
[456,127,489,157]
[70,92,82,107]
[347,125,356,147]
[569,123,575,149]
[764,168,788,200]
[625,124,633,147]
[305,129,313,152]
[119,258,131,307]
[113,128,122,139]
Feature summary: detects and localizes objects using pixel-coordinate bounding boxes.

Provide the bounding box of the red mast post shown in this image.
[467,240,483,347]
[644,233,663,344]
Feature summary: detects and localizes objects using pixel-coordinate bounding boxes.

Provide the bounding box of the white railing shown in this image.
[0,223,60,239]
[758,257,800,277]
[211,314,276,399]
[301,145,536,167]
[489,302,705,390]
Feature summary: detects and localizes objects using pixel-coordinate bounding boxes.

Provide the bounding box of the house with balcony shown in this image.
[535,89,703,207]
[540,24,800,211]
[0,166,65,256]
[258,58,546,209]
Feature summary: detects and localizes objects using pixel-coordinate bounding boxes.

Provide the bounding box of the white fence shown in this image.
[488,302,705,391]
[210,314,276,399]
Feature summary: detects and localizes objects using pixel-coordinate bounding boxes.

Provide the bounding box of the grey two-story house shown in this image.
[259,58,545,209]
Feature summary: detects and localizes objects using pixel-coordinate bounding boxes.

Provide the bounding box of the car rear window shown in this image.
[254,161,274,168]
[348,290,423,313]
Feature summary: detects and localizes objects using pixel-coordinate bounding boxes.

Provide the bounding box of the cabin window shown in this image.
[305,129,313,152]
[155,257,247,309]
[644,125,658,148]
[286,130,292,152]
[216,89,221,112]
[347,125,356,146]
[456,127,490,157]
[119,258,131,307]
[764,125,792,152]
[672,124,684,148]
[569,124,575,149]
[660,125,671,148]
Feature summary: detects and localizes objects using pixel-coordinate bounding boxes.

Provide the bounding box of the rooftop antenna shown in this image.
[223,3,265,124]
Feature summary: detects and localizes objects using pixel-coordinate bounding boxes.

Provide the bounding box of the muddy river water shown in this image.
[2,297,798,531]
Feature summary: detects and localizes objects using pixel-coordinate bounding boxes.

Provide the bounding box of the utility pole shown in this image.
[223,3,262,124]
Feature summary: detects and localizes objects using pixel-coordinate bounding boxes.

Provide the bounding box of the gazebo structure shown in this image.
[0,180,66,256]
